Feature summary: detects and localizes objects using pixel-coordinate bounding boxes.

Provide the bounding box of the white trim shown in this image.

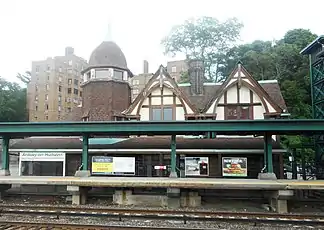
[10,149,287,153]
[258,79,278,84]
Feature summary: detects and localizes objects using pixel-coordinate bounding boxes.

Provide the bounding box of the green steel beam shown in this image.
[264,133,273,173]
[1,137,9,170]
[0,120,323,137]
[170,135,176,174]
[82,134,89,171]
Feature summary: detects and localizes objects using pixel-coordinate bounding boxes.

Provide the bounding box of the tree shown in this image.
[162,17,243,82]
[221,29,317,159]
[0,77,28,122]
[16,71,31,84]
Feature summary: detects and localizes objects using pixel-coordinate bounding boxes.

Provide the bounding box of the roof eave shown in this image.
[300,35,324,55]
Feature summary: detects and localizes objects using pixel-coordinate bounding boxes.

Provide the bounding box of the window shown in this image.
[152,108,162,121]
[68,79,72,85]
[58,96,61,102]
[58,86,62,92]
[45,104,49,110]
[68,60,72,66]
[151,106,173,121]
[36,66,40,73]
[80,91,82,97]
[47,65,50,71]
[68,88,72,94]
[35,85,38,92]
[132,80,139,85]
[47,75,50,80]
[74,89,78,95]
[226,105,251,120]
[35,96,38,101]
[59,76,62,82]
[74,79,79,85]
[35,105,38,111]
[82,117,89,122]
[45,115,48,120]
[113,70,123,80]
[45,94,48,101]
[67,107,71,112]
[45,84,49,90]
[58,106,61,111]
[133,89,139,95]
[163,107,173,121]
[172,66,177,73]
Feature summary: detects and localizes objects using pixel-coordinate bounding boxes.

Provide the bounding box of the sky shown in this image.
[0,0,323,83]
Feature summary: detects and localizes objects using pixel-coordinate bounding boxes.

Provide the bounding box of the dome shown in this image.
[89,41,127,70]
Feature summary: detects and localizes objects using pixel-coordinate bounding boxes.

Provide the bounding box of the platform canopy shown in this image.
[0,119,323,137]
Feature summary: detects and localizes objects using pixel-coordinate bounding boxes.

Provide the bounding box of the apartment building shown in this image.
[166,60,188,82]
[28,47,88,121]
[129,60,153,101]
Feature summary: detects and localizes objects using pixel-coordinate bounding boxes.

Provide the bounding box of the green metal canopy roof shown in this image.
[300,35,324,55]
[0,119,323,137]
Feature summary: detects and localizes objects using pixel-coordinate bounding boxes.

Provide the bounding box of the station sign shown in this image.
[222,157,247,177]
[19,152,66,176]
[91,156,135,175]
[20,152,65,161]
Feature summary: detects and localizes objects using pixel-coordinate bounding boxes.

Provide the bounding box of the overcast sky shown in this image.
[0,0,323,82]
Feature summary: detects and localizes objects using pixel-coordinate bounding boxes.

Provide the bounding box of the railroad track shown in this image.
[0,221,201,230]
[0,204,323,227]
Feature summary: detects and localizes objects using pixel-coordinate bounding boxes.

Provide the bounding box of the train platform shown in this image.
[0,176,323,190]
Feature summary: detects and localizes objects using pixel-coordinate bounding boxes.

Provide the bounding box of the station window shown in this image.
[151,106,173,121]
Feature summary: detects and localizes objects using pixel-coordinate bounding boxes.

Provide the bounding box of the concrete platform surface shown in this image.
[0,176,323,190]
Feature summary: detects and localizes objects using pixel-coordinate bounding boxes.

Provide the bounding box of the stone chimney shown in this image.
[143,60,149,74]
[65,47,74,56]
[188,60,204,95]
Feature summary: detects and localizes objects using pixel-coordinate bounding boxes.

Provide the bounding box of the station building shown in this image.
[6,39,288,185]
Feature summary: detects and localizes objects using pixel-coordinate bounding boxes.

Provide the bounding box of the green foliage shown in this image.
[0,77,28,122]
[222,29,317,161]
[162,16,243,82]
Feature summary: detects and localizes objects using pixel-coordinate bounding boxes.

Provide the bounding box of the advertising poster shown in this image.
[185,157,209,176]
[91,156,135,175]
[222,157,247,177]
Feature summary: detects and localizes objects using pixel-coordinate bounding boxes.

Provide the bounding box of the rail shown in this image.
[0,205,323,226]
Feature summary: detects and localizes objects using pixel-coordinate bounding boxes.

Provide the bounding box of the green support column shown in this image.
[1,136,9,171]
[263,135,268,171]
[82,134,89,171]
[265,133,273,173]
[170,134,177,177]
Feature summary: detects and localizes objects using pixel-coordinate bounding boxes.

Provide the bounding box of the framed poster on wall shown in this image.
[91,156,135,175]
[184,157,209,176]
[222,157,247,177]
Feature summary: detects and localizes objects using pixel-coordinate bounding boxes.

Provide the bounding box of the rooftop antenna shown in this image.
[104,20,113,41]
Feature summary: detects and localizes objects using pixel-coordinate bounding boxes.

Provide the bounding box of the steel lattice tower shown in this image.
[301,36,324,179]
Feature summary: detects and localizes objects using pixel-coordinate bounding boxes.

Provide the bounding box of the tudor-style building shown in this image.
[123,60,287,122]
[8,40,288,181]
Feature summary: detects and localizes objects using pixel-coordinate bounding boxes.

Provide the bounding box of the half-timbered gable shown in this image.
[204,62,285,120]
[124,66,198,121]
